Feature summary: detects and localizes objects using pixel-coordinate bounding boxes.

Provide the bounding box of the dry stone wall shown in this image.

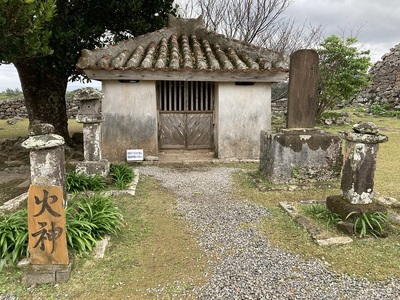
[355,43,400,109]
[0,96,80,119]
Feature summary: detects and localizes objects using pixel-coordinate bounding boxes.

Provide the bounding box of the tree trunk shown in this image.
[14,58,72,145]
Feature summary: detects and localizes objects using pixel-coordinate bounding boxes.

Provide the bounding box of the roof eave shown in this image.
[82,69,289,83]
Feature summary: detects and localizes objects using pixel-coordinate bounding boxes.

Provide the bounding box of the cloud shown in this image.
[283,0,400,62]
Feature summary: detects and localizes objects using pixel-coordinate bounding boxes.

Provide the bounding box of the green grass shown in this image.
[0,178,209,299]
[0,119,82,140]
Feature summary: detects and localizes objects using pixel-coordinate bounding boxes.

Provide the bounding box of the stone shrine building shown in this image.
[76,16,289,162]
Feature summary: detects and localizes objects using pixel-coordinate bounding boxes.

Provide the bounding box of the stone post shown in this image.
[74,88,109,177]
[21,122,72,285]
[286,49,319,129]
[339,121,388,204]
[21,122,66,202]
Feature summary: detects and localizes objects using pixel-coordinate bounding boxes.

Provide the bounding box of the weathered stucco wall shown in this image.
[215,82,271,159]
[102,80,158,162]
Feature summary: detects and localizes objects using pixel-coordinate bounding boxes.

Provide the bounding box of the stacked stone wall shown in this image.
[0,96,80,119]
[354,43,400,109]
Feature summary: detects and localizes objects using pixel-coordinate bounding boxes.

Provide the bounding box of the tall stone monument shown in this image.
[286,49,319,129]
[260,49,342,184]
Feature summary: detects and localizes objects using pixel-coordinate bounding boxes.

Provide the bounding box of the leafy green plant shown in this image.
[66,171,107,193]
[346,211,388,238]
[110,164,134,190]
[304,204,342,226]
[0,209,29,270]
[66,194,124,254]
[0,194,123,266]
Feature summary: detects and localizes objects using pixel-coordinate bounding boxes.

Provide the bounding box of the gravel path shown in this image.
[138,166,400,299]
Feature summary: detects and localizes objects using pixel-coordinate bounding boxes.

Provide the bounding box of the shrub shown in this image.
[66,171,107,193]
[110,163,134,190]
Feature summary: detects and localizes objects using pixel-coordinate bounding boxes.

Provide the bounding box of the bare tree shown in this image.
[175,0,324,52]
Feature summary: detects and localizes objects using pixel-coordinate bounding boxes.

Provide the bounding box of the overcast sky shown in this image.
[0,0,399,92]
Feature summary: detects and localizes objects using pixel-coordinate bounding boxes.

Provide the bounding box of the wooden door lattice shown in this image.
[158,81,214,149]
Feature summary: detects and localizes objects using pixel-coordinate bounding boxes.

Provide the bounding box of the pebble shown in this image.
[138,166,400,299]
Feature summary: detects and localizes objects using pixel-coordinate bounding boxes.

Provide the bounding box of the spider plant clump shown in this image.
[66,171,107,193]
[109,163,135,190]
[346,211,388,238]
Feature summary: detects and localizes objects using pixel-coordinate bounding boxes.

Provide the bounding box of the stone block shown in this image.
[76,160,110,177]
[316,236,353,246]
[24,258,73,285]
[326,195,387,221]
[260,129,342,184]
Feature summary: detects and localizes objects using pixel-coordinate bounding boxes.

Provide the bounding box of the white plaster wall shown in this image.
[215,82,271,159]
[102,80,158,162]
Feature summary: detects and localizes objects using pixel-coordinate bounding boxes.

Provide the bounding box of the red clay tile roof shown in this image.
[76,16,289,82]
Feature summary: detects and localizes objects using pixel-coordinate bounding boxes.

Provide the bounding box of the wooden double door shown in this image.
[158,81,214,150]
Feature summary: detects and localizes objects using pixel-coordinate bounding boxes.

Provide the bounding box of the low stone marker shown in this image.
[339,121,388,204]
[21,122,72,285]
[327,121,388,221]
[73,88,109,177]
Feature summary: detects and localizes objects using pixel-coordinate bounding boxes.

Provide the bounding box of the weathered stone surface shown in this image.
[24,258,73,285]
[74,94,109,176]
[279,202,298,218]
[24,139,66,202]
[339,121,388,204]
[0,97,80,120]
[286,49,319,129]
[260,129,342,184]
[377,196,400,208]
[326,195,387,221]
[316,236,353,246]
[0,192,28,215]
[75,115,103,123]
[336,221,355,235]
[76,160,110,178]
[340,142,377,204]
[28,122,54,136]
[82,123,102,161]
[21,134,65,150]
[355,43,400,109]
[352,121,379,134]
[72,87,103,101]
[338,131,388,144]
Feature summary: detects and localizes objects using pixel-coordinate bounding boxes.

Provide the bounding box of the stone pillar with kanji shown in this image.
[21,122,72,285]
[74,88,109,177]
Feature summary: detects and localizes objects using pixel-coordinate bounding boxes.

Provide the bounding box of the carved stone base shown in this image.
[24,257,74,285]
[76,160,110,177]
[326,195,387,221]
